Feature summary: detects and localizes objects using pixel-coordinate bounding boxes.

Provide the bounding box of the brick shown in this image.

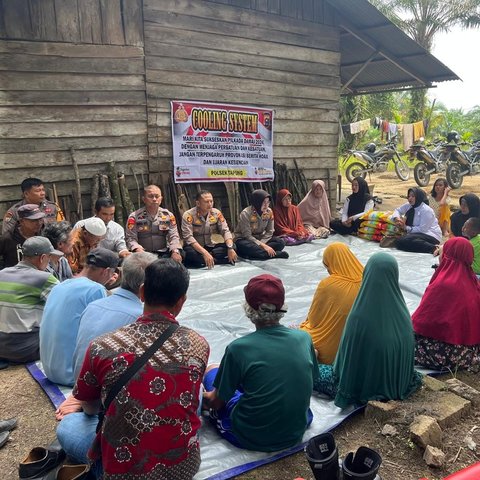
[364,400,399,422]
[409,415,442,449]
[423,445,445,468]
[423,375,447,392]
[432,392,471,429]
[445,378,480,408]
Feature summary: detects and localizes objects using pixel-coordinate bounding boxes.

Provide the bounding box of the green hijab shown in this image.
[333,252,421,408]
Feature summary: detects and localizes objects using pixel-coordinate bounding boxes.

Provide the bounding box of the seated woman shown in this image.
[298,180,331,239]
[313,252,422,408]
[413,237,480,371]
[427,178,451,236]
[234,189,288,260]
[330,177,374,235]
[273,189,314,246]
[392,187,441,254]
[300,243,363,364]
[450,193,480,237]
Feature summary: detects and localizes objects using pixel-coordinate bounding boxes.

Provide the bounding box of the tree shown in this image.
[370,0,480,120]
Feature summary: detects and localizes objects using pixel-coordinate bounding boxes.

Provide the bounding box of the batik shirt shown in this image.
[74,311,210,480]
[68,228,96,274]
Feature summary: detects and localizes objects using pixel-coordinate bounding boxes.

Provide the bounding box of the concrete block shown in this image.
[423,375,447,392]
[445,378,480,407]
[433,392,471,429]
[423,445,445,468]
[364,400,399,422]
[409,415,442,449]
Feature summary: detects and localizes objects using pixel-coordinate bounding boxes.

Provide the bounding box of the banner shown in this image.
[171,100,274,183]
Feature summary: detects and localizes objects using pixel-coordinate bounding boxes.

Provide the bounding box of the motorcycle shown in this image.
[410,139,450,187]
[445,140,480,189]
[342,136,410,183]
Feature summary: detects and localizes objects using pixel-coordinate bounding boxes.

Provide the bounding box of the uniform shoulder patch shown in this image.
[127,216,136,230]
[169,215,177,226]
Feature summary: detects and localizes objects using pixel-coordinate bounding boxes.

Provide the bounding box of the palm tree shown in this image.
[370,0,480,121]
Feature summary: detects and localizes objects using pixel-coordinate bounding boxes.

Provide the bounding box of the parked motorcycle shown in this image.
[342,136,410,183]
[410,139,449,187]
[445,139,480,189]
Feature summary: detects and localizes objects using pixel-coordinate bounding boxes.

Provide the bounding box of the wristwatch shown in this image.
[227,245,234,249]
[172,249,180,254]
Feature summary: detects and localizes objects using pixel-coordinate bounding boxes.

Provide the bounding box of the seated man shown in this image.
[462,217,480,275]
[74,197,130,259]
[68,217,107,274]
[182,190,237,268]
[0,237,60,366]
[2,177,64,235]
[56,259,210,479]
[125,185,183,263]
[203,274,319,451]
[43,221,74,282]
[0,204,45,269]
[40,248,119,386]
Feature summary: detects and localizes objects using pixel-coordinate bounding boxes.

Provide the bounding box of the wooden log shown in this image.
[107,161,124,226]
[118,173,135,217]
[70,147,83,219]
[91,174,100,214]
[99,174,111,198]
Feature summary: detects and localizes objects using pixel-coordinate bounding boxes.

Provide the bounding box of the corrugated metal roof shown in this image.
[325,0,459,95]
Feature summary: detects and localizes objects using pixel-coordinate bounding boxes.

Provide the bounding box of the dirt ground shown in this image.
[0,172,478,480]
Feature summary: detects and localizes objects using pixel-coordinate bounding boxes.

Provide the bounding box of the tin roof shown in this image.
[326,0,460,95]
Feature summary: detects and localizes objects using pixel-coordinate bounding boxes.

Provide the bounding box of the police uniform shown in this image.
[125,207,182,254]
[181,207,234,268]
[2,200,64,236]
[234,206,286,260]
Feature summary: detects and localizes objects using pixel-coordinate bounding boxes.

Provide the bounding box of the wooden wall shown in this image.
[0,0,147,224]
[144,0,341,207]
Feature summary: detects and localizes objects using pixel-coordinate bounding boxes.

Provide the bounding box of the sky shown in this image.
[429,28,480,112]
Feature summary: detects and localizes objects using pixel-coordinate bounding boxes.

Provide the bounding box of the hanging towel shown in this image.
[350,121,362,134]
[401,123,414,150]
[413,121,425,141]
[359,119,371,132]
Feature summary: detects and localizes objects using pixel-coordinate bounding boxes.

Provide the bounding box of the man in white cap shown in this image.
[202,273,319,452]
[40,247,119,386]
[0,237,61,368]
[68,216,107,274]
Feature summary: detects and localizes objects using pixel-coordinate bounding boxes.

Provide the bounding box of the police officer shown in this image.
[125,185,183,263]
[182,190,236,268]
[2,178,64,236]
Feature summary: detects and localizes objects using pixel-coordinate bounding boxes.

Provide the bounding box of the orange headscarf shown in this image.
[273,189,309,238]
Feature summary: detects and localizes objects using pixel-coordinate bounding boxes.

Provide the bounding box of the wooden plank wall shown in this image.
[0,0,146,223]
[144,0,341,211]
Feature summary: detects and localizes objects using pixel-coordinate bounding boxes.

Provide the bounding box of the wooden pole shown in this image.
[70,147,83,220]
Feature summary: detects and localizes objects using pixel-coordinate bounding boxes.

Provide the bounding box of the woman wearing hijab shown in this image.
[330,177,374,235]
[392,187,441,253]
[273,189,314,246]
[300,243,363,364]
[313,252,422,408]
[450,193,480,237]
[234,189,288,260]
[413,237,480,371]
[298,180,331,239]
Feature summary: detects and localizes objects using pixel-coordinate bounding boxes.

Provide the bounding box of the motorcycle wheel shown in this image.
[446,163,464,189]
[345,162,367,182]
[395,159,410,181]
[413,163,430,187]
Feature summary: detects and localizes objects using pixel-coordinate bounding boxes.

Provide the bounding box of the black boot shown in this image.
[342,446,382,480]
[304,432,339,480]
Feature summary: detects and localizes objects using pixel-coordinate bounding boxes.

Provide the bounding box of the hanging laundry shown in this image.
[381,120,390,140]
[359,119,371,132]
[400,123,414,150]
[389,123,397,140]
[413,121,425,141]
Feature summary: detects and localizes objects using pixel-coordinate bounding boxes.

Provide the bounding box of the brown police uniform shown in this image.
[2,200,64,236]
[125,207,181,253]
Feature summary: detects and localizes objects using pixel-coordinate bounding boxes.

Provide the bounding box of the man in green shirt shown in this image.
[462,217,480,275]
[203,274,319,451]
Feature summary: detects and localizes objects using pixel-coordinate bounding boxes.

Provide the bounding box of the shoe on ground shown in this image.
[0,431,9,449]
[0,359,9,370]
[275,250,289,259]
[0,417,17,433]
[19,446,66,479]
[43,464,90,480]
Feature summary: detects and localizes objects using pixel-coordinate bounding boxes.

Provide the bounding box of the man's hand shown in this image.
[261,243,276,257]
[133,246,145,253]
[119,250,131,258]
[203,251,215,269]
[227,248,237,264]
[171,251,183,263]
[55,395,83,421]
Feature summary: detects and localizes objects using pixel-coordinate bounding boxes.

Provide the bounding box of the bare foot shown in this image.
[55,395,83,421]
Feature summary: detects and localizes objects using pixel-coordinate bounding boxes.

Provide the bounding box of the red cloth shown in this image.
[412,237,480,345]
[74,311,209,479]
[273,189,309,238]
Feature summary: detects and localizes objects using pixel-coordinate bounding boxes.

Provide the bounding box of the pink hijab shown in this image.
[412,237,480,345]
[298,180,331,228]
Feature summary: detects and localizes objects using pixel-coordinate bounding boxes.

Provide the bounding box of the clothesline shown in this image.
[341,117,428,150]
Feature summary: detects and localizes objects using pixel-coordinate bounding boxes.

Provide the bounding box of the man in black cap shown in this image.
[0,204,46,269]
[0,237,61,367]
[39,247,119,386]
[202,273,319,452]
[2,177,64,236]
